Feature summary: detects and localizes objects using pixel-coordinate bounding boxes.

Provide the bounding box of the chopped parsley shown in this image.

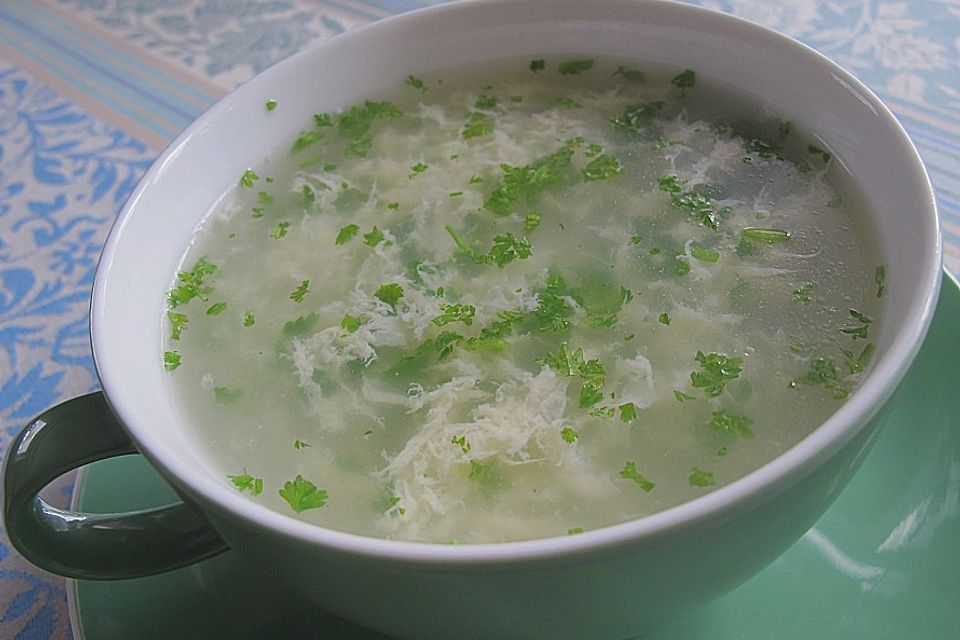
[613,65,645,82]
[405,74,427,92]
[363,226,386,247]
[619,402,638,423]
[293,439,311,450]
[451,435,471,454]
[162,350,181,371]
[741,227,791,244]
[336,100,403,157]
[791,357,849,399]
[690,351,743,397]
[409,162,429,179]
[841,309,873,340]
[270,222,291,239]
[671,69,696,96]
[560,427,580,443]
[228,471,263,496]
[335,224,360,245]
[842,342,875,375]
[674,390,695,403]
[290,280,310,303]
[375,283,405,308]
[708,410,754,437]
[582,154,623,182]
[206,301,228,316]
[689,467,716,487]
[619,462,654,491]
[658,312,671,325]
[463,111,494,139]
[278,475,328,513]
[432,302,476,327]
[239,168,258,188]
[214,386,242,404]
[793,281,814,304]
[484,142,575,215]
[242,310,255,327]
[340,313,362,333]
[658,175,727,230]
[558,59,594,75]
[690,245,720,263]
[610,100,664,138]
[168,257,218,308]
[265,99,278,111]
[167,311,189,340]
[875,264,886,298]
[529,59,545,72]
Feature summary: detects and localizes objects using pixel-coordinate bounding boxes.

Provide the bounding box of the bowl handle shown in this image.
[2,392,229,580]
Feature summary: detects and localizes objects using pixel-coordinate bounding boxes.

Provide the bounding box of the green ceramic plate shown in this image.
[69,273,960,640]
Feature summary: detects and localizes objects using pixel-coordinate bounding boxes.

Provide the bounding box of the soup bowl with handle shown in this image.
[2,1,941,638]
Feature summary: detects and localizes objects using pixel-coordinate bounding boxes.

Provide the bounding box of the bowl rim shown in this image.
[91,0,942,566]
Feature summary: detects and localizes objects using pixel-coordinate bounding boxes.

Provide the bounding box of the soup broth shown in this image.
[162,58,882,543]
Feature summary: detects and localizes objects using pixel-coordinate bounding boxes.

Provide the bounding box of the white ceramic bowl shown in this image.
[6,1,941,639]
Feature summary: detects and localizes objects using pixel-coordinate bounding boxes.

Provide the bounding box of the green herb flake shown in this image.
[619,462,655,491]
[690,246,720,263]
[168,257,218,308]
[658,312,671,326]
[294,439,311,450]
[451,435,471,454]
[689,467,716,487]
[167,311,189,340]
[613,65,645,82]
[674,390,695,403]
[875,264,886,298]
[567,527,584,535]
[742,227,791,244]
[206,301,228,316]
[524,213,543,233]
[375,283,405,308]
[163,350,181,371]
[335,224,360,245]
[709,409,754,437]
[560,427,580,443]
[793,281,814,304]
[529,59,545,72]
[433,302,476,327]
[405,74,427,93]
[265,99,278,111]
[582,154,623,182]
[619,402,638,423]
[243,310,256,327]
[807,144,831,163]
[228,471,263,496]
[278,475,328,513]
[409,162,429,179]
[671,69,696,95]
[364,226,388,247]
[841,309,874,340]
[675,259,691,276]
[292,129,326,153]
[843,342,875,375]
[340,313,362,333]
[558,59,594,75]
[691,351,743,397]
[214,386,242,405]
[791,358,849,400]
[239,168,259,188]
[610,100,665,138]
[290,280,310,303]
[475,94,497,109]
[270,221,291,239]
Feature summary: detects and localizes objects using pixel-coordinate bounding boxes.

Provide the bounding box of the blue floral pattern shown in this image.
[0,1,957,638]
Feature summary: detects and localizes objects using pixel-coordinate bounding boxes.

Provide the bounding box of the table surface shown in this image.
[1,1,957,638]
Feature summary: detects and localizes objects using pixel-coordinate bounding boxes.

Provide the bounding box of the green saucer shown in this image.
[70,273,960,640]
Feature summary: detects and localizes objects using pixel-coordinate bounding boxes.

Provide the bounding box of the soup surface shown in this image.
[162,58,883,543]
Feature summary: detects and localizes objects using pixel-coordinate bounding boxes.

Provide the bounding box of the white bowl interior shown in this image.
[92,0,940,560]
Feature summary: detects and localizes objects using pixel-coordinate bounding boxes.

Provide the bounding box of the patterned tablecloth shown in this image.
[0,1,957,637]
